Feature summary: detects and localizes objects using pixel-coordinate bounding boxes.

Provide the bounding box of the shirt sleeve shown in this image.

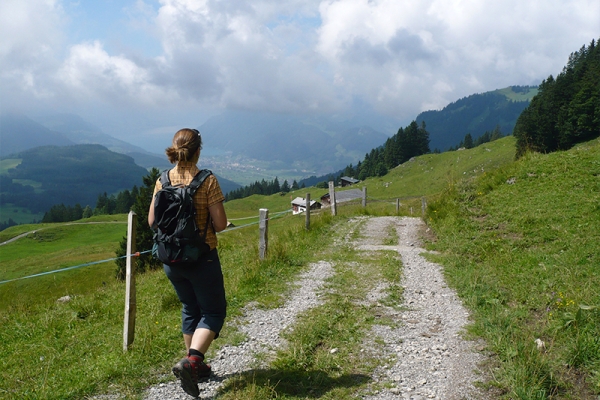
[206,175,225,207]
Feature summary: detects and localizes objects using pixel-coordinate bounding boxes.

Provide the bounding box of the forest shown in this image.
[0,145,148,215]
[514,38,599,157]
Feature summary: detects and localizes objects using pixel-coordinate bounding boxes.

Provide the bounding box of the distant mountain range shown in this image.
[0,85,536,225]
[197,109,396,176]
[0,113,241,194]
[1,144,150,216]
[297,86,537,187]
[416,86,538,151]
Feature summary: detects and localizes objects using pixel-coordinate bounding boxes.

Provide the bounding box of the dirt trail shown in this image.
[357,216,490,399]
[139,216,491,400]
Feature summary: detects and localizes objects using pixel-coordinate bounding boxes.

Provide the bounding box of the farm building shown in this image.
[291,197,321,215]
[320,188,363,207]
[340,176,360,187]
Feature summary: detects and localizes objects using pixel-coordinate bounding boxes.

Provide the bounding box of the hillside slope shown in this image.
[1,145,149,215]
[426,137,600,397]
[416,85,537,151]
[0,114,75,157]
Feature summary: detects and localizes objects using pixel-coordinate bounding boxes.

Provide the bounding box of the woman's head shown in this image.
[165,128,203,164]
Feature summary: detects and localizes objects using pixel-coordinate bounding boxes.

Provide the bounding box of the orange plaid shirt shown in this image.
[153,163,225,250]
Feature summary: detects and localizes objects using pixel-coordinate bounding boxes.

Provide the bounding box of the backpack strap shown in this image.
[188,169,213,241]
[188,169,212,194]
[159,169,172,187]
[159,168,211,190]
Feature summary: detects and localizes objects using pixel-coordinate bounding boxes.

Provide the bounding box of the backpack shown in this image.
[152,169,212,266]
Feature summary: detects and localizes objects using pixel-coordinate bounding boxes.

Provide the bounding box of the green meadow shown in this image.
[0,136,598,399]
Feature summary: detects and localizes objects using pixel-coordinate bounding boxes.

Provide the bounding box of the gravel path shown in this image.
[358,217,489,400]
[143,216,490,400]
[144,261,335,400]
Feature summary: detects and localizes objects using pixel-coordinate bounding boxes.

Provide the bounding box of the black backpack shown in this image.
[152,169,212,266]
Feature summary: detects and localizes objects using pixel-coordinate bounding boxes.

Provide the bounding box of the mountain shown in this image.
[295,86,538,187]
[416,85,538,151]
[0,113,164,164]
[1,144,150,214]
[37,113,151,155]
[0,114,75,157]
[198,110,393,175]
[0,113,241,195]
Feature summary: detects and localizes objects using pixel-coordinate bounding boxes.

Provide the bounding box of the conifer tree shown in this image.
[115,168,161,279]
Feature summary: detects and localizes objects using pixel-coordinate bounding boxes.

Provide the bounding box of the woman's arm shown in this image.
[208,202,227,232]
[148,196,156,228]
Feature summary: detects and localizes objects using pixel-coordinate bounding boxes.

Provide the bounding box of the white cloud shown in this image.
[0,0,64,104]
[1,0,598,138]
[56,41,178,106]
[316,0,599,116]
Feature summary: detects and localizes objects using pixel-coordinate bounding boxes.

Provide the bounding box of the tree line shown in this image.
[448,125,505,151]
[514,38,599,158]
[38,119,506,225]
[305,120,431,187]
[305,122,506,189]
[224,177,305,202]
[41,188,139,223]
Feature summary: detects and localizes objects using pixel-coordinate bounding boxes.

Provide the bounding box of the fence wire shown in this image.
[0,209,294,285]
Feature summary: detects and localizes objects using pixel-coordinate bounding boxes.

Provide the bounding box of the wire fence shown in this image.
[0,209,294,285]
[0,192,425,285]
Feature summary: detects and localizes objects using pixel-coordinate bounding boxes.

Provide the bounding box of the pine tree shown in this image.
[82,205,93,218]
[115,168,161,280]
[515,38,599,158]
[464,133,473,149]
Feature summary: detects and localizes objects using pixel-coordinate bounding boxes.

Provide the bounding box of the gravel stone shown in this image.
[137,217,491,399]
[357,217,490,400]
[143,261,334,399]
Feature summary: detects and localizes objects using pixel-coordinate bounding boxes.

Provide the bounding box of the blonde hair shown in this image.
[165,128,203,164]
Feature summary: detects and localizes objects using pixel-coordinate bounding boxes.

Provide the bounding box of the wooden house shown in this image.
[340,176,360,187]
[291,197,321,214]
[320,188,363,206]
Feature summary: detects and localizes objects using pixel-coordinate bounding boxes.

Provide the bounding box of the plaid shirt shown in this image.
[153,163,225,250]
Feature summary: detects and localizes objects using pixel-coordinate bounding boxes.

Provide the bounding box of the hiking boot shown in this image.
[172,355,211,397]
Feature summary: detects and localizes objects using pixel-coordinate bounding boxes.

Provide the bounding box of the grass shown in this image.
[425,137,600,398]
[0,206,347,399]
[0,204,45,225]
[1,135,599,399]
[0,158,21,174]
[217,214,404,399]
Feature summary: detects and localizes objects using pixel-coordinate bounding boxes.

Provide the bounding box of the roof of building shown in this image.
[320,188,362,202]
[291,197,319,207]
[340,176,360,184]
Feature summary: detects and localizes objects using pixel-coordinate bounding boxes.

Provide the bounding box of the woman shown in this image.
[148,128,228,398]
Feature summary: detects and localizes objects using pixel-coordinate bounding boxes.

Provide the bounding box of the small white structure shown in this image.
[291,197,321,215]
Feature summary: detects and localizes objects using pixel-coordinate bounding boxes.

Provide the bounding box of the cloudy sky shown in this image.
[1,0,598,150]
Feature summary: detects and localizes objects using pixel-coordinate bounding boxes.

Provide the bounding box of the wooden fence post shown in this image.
[396,198,400,214]
[259,208,269,260]
[362,186,367,207]
[123,211,137,352]
[305,193,310,230]
[421,197,427,216]
[328,181,337,216]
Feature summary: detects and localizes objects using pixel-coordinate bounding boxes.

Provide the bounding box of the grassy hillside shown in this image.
[0,136,598,399]
[426,137,600,397]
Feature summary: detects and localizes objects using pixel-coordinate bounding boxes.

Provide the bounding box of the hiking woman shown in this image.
[148,128,228,397]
